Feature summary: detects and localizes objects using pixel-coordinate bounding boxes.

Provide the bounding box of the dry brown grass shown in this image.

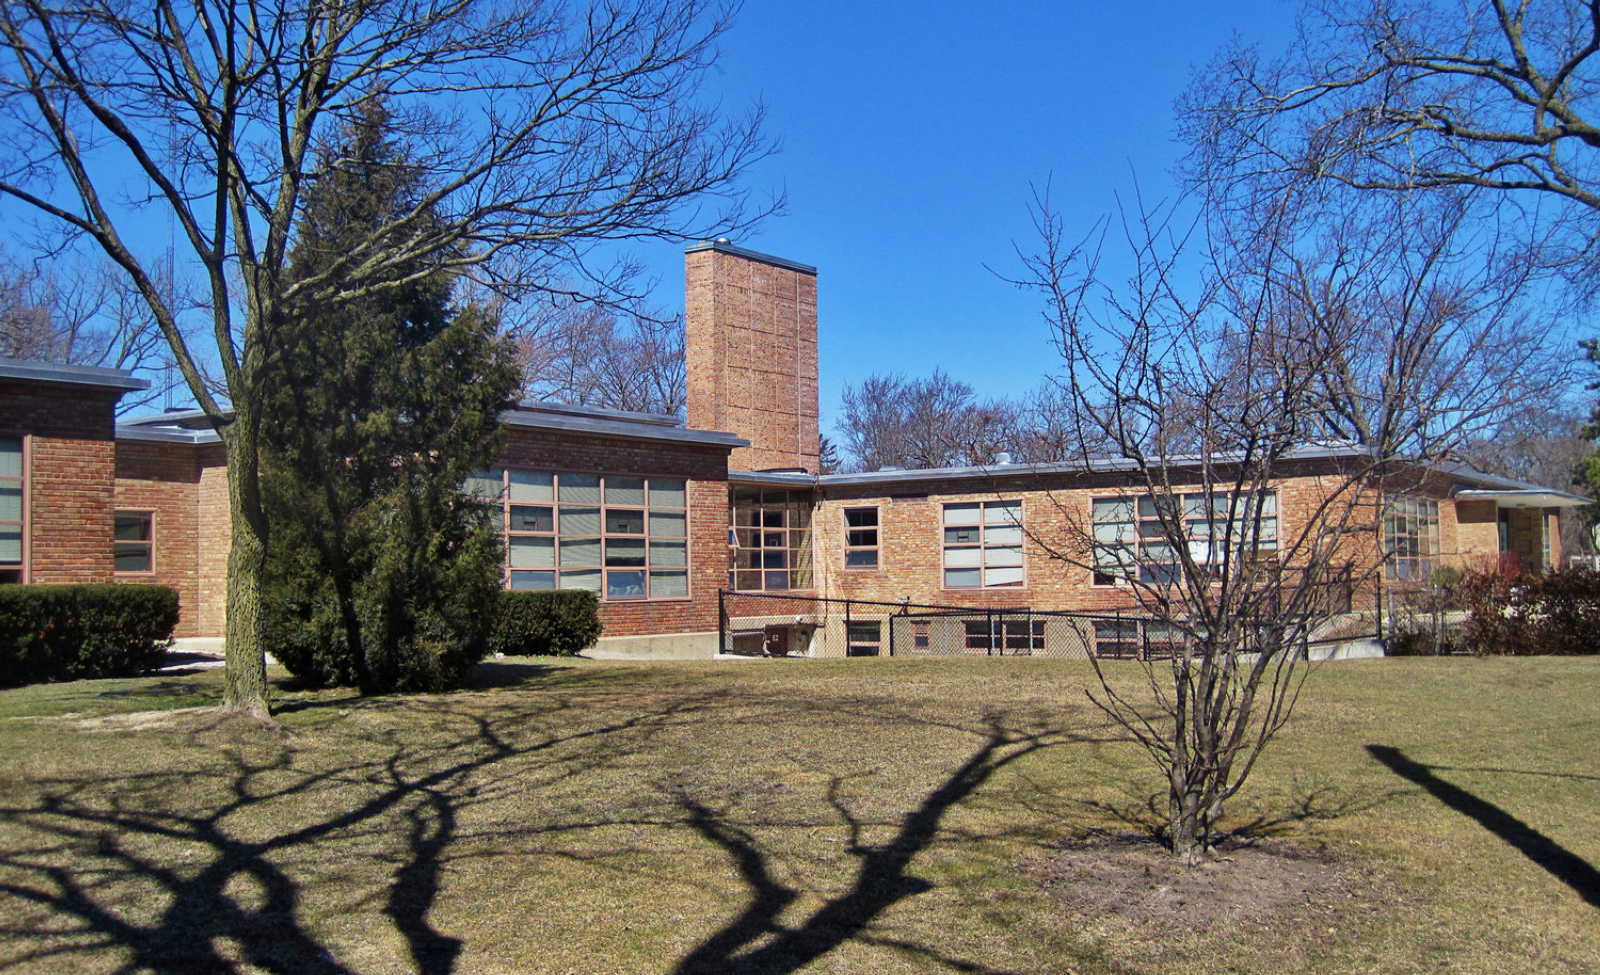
[0,655,1596,974]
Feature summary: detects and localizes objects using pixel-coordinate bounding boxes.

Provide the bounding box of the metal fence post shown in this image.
[718,589,725,655]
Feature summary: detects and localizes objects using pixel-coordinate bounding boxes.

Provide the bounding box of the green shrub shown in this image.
[1459,567,1600,655]
[0,584,179,686]
[489,590,603,657]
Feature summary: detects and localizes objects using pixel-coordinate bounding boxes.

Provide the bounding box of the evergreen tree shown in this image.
[262,101,518,693]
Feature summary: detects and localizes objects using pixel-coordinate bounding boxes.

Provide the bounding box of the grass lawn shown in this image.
[0,655,1596,974]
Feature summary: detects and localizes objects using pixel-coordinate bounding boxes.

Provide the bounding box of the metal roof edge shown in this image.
[0,356,149,392]
[115,424,220,445]
[729,470,819,487]
[501,408,747,449]
[684,239,817,275]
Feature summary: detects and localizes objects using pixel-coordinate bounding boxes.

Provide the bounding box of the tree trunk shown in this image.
[1169,765,1207,865]
[220,423,272,718]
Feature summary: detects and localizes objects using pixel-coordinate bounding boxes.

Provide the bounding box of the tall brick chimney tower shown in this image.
[685,240,820,473]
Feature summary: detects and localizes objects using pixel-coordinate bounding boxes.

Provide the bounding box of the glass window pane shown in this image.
[114,544,150,573]
[560,506,602,536]
[606,476,646,506]
[560,473,601,503]
[845,507,877,528]
[944,526,980,545]
[606,509,646,534]
[562,569,602,593]
[985,501,1021,525]
[605,538,647,567]
[0,527,21,563]
[943,503,980,526]
[986,565,1025,586]
[0,484,19,522]
[650,570,688,598]
[607,569,647,599]
[845,550,878,568]
[464,469,504,499]
[986,524,1022,546]
[0,438,20,479]
[985,545,1023,568]
[733,570,762,591]
[650,510,686,537]
[1093,520,1131,543]
[1093,497,1134,521]
[510,570,556,591]
[845,529,877,547]
[761,509,786,528]
[115,514,151,542]
[509,505,553,533]
[508,470,553,502]
[761,550,787,569]
[559,536,601,567]
[649,479,686,508]
[649,539,687,566]
[944,567,982,587]
[510,536,555,568]
[763,570,790,590]
[944,547,981,568]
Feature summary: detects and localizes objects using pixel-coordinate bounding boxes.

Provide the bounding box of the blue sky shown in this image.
[636,1,1305,435]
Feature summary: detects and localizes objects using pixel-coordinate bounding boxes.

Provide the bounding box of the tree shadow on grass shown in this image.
[669,713,1081,975]
[1366,745,1600,909]
[0,689,717,974]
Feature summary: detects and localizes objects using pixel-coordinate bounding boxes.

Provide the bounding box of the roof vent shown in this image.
[994,452,1013,465]
[715,236,732,244]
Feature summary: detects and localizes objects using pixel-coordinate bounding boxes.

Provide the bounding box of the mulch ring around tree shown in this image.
[1019,832,1408,967]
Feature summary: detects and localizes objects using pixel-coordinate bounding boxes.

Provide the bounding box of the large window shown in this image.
[843,506,879,569]
[1385,497,1440,582]
[113,511,154,574]
[942,501,1023,588]
[964,619,1045,654]
[469,469,689,601]
[0,437,21,583]
[729,488,813,591]
[1092,492,1277,585]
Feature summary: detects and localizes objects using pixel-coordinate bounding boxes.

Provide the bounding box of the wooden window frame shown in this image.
[842,505,880,571]
[0,433,26,583]
[1090,491,1278,587]
[113,509,157,576]
[478,468,692,602]
[1384,496,1440,582]
[728,487,814,592]
[940,499,1025,590]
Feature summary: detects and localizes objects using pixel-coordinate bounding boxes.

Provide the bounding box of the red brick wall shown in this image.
[0,381,120,585]
[195,445,231,637]
[495,427,732,637]
[114,440,203,637]
[811,466,1403,615]
[686,245,820,473]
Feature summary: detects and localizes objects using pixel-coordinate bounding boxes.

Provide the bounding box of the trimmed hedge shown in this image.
[489,590,603,657]
[0,584,180,686]
[1459,567,1600,656]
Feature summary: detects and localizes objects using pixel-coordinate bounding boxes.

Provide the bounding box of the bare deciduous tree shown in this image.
[837,370,1018,472]
[513,299,687,416]
[0,0,774,716]
[0,250,177,412]
[1182,0,1600,277]
[1015,179,1559,862]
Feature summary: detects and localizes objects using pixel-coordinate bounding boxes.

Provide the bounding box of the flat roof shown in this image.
[684,239,817,275]
[0,356,149,393]
[501,407,747,449]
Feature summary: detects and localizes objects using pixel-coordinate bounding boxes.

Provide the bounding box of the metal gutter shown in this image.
[502,408,747,449]
[0,356,148,392]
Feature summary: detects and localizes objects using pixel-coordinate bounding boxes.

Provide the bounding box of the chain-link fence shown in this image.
[717,591,1186,660]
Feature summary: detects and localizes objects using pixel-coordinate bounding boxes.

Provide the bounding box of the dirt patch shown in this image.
[16,706,220,733]
[1020,833,1407,970]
